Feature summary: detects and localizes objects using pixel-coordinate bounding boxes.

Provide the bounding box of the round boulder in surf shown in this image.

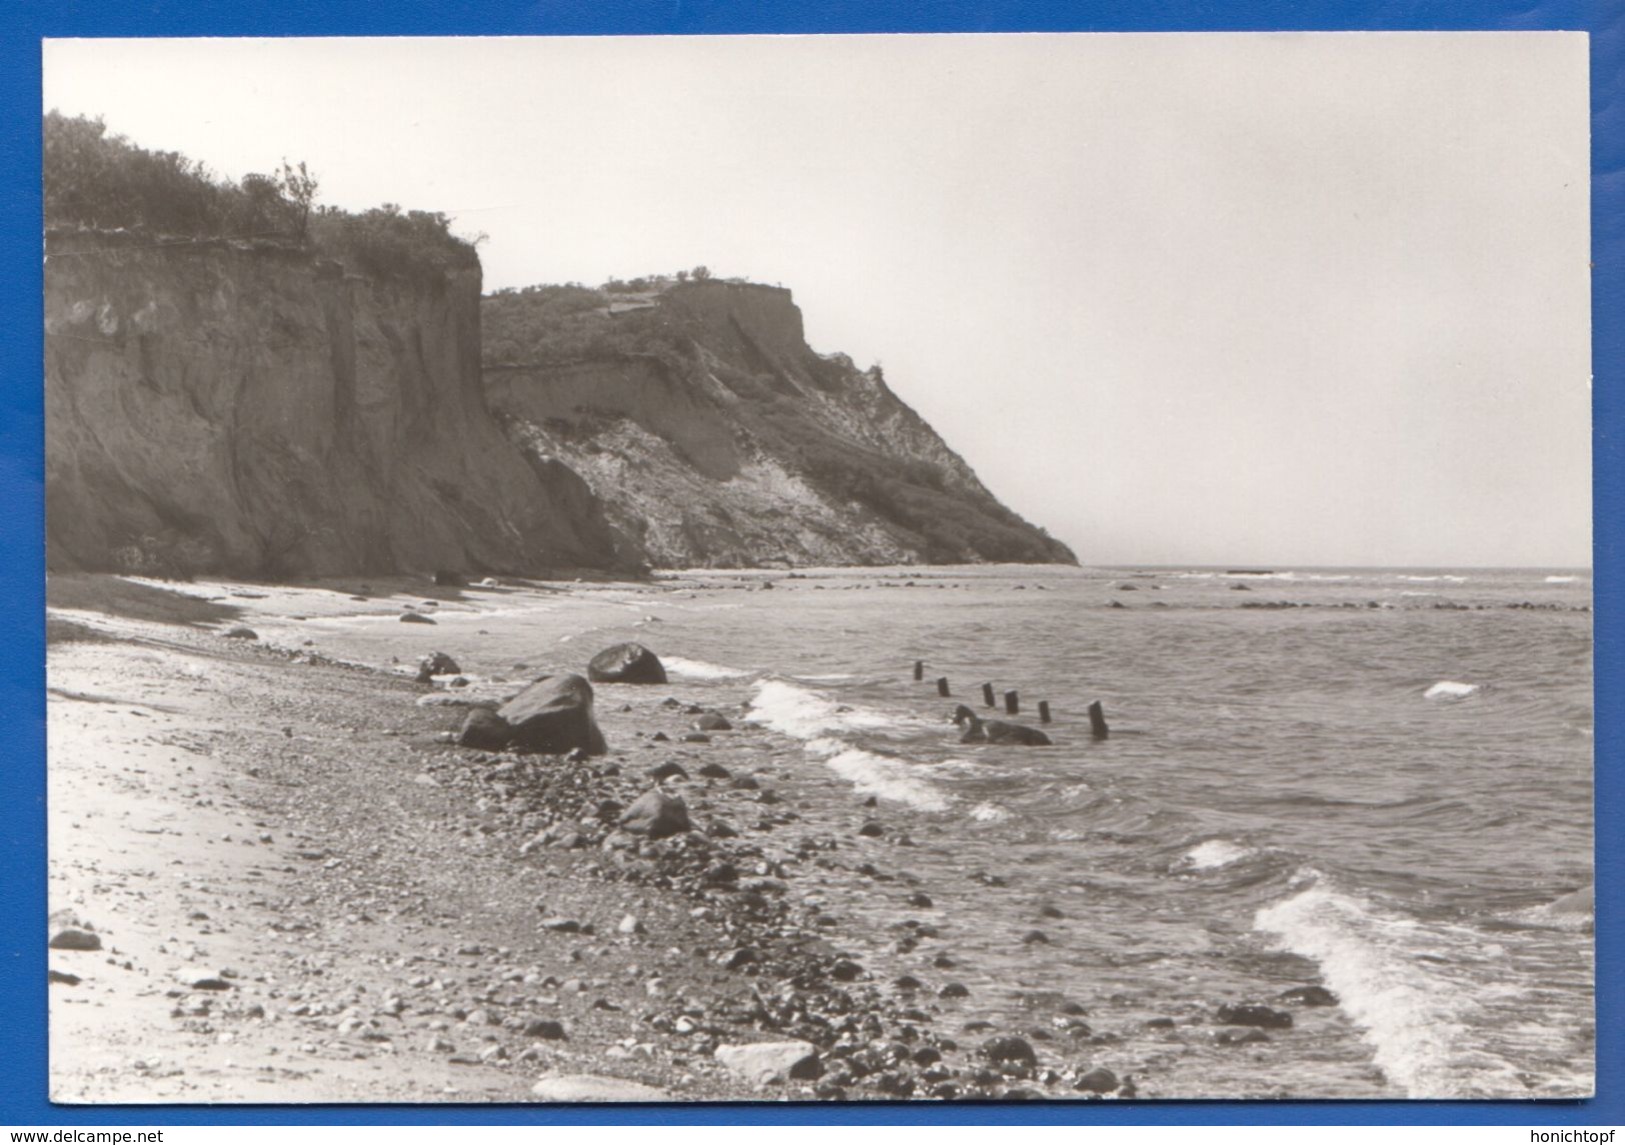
[587,642,668,685]
[496,673,608,756]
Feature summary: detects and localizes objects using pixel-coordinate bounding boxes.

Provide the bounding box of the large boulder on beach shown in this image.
[714,1041,822,1085]
[49,927,101,952]
[458,706,512,750]
[586,642,667,685]
[496,674,607,756]
[619,789,691,838]
[530,1074,669,1102]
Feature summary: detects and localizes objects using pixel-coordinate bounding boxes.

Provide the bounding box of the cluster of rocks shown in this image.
[49,913,103,988]
[1232,599,1589,613]
[169,630,1350,1101]
[447,643,674,756]
[397,645,1170,1100]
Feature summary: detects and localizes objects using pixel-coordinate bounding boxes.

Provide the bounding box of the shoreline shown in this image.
[46,572,1148,1103]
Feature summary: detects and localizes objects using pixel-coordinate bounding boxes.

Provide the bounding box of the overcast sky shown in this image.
[43,34,1592,568]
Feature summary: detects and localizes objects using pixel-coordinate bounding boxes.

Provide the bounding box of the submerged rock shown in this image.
[496,673,607,756]
[587,642,667,685]
[1276,985,1338,1007]
[1215,1002,1293,1029]
[400,612,436,625]
[952,704,1051,745]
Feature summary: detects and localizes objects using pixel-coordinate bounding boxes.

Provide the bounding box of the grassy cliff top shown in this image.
[43,111,478,283]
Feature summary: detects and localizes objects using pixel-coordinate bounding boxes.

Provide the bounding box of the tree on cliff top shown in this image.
[277,159,320,239]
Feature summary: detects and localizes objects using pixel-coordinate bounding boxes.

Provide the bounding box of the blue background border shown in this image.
[4,0,1618,1126]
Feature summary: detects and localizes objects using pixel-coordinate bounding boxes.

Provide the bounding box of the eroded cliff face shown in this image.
[45,233,620,577]
[485,281,1077,569]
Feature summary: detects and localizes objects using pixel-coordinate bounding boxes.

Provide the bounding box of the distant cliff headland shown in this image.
[43,113,1076,577]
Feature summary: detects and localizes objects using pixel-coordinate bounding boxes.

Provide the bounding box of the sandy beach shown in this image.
[46,572,1151,1104]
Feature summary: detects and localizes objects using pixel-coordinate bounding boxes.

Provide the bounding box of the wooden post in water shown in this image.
[981,682,996,708]
[913,660,924,682]
[1004,690,1020,716]
[1038,701,1052,724]
[1088,700,1109,740]
[937,676,951,697]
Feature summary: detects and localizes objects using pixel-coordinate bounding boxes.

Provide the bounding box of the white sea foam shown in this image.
[1255,877,1505,1097]
[749,681,951,810]
[749,679,928,738]
[1397,574,1468,583]
[1424,681,1480,699]
[935,757,1016,778]
[663,655,752,681]
[804,737,951,812]
[1545,575,1580,584]
[1174,839,1254,871]
[1248,877,1553,1097]
[1179,570,1355,582]
[969,802,1009,822]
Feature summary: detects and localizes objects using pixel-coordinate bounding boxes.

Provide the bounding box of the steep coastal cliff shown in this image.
[483,280,1077,568]
[43,113,1075,576]
[45,231,619,576]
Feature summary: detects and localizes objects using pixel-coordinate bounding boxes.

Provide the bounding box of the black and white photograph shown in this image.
[41,33,1593,1103]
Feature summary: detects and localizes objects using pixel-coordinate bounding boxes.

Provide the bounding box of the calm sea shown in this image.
[288,563,1596,1098]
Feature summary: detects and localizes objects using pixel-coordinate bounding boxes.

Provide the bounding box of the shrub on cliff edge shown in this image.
[44,111,474,284]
